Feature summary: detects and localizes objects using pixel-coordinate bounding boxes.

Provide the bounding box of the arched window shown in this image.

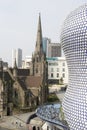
[33,126,36,130]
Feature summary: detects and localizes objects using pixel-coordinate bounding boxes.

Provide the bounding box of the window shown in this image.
[62,68,65,72]
[36,68,38,73]
[33,126,36,130]
[63,62,65,66]
[37,127,40,130]
[57,73,59,77]
[62,73,65,78]
[37,57,38,62]
[47,126,49,130]
[51,73,53,77]
[26,62,30,66]
[51,68,54,72]
[57,68,59,72]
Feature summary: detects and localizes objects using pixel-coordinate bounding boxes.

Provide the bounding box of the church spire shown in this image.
[36,13,43,53]
[13,58,17,79]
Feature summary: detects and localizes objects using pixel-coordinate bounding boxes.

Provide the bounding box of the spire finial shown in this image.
[35,13,43,53]
[39,12,41,17]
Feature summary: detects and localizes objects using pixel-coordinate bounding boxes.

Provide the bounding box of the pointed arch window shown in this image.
[35,56,39,62]
[36,68,38,73]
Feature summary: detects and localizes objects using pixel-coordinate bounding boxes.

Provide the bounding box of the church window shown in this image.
[33,126,36,130]
[37,127,40,130]
[36,68,38,73]
[37,57,39,62]
[26,100,29,106]
[14,89,18,98]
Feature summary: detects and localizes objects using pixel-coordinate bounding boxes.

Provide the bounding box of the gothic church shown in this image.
[0,14,48,116]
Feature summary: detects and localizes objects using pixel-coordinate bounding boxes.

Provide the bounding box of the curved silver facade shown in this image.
[61,4,87,130]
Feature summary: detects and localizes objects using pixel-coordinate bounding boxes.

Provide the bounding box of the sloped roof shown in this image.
[17,69,30,76]
[25,76,42,89]
[30,89,39,97]
[17,76,42,97]
[9,68,30,76]
[17,76,42,90]
[17,77,27,91]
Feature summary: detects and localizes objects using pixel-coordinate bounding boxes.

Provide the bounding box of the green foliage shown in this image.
[47,93,59,103]
[59,77,64,85]
[59,106,65,120]
[59,105,69,127]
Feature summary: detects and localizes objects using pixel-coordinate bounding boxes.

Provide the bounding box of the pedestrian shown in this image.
[15,120,18,128]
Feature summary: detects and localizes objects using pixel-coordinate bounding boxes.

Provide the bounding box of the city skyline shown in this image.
[0,0,86,65]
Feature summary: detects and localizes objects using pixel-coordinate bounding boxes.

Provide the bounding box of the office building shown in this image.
[42,38,61,58]
[22,56,32,69]
[12,49,16,68]
[47,42,61,57]
[47,57,68,84]
[42,37,50,56]
[12,48,22,68]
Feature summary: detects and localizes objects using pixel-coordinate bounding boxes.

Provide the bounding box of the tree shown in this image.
[59,77,63,84]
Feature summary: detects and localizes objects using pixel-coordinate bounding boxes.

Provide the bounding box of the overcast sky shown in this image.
[0,0,86,66]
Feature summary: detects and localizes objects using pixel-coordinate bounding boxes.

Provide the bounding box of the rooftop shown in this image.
[36,104,69,130]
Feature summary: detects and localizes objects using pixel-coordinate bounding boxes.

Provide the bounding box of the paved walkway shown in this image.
[0,112,34,130]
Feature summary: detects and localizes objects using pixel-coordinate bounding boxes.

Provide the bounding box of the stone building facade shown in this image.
[0,14,48,116]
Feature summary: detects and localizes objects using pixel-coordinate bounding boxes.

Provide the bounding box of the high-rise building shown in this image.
[12,48,22,68]
[12,49,16,68]
[22,56,32,69]
[47,42,61,57]
[42,38,61,58]
[42,37,50,56]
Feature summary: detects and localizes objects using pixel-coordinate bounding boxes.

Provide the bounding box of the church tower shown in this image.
[31,14,46,77]
[30,14,48,104]
[13,58,18,79]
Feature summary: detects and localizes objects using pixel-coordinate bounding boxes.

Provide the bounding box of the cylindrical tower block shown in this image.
[61,4,87,130]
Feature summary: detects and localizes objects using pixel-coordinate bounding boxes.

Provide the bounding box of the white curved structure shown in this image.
[61,4,87,130]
